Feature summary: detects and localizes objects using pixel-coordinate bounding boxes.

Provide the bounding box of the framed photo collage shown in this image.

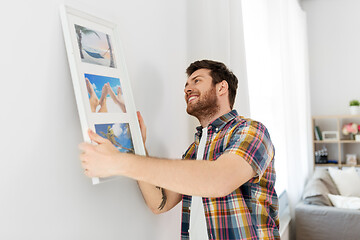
[60,6,145,184]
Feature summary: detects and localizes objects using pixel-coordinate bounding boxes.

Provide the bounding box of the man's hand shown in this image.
[137,111,147,144]
[79,129,121,178]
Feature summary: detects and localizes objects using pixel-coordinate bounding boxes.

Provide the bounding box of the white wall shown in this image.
[0,0,251,239]
[0,0,190,239]
[302,0,360,115]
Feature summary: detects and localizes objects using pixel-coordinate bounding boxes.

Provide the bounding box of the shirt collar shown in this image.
[195,110,239,134]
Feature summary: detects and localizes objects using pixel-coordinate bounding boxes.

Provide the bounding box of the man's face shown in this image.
[184,69,219,118]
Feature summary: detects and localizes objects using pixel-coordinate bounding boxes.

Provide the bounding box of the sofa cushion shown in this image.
[312,168,340,195]
[328,194,360,209]
[329,167,360,197]
[303,177,332,206]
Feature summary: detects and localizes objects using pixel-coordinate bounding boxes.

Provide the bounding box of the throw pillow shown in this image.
[328,194,360,210]
[313,168,340,195]
[328,167,360,197]
[303,177,332,206]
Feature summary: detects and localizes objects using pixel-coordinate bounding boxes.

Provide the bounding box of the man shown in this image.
[79,60,279,239]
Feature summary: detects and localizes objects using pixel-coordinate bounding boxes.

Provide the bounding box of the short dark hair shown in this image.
[186,60,238,109]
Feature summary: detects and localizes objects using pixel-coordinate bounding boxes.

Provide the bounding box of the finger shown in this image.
[85,78,92,93]
[84,169,92,178]
[79,152,88,163]
[137,111,147,143]
[88,129,107,144]
[137,111,142,121]
[85,168,98,178]
[78,142,94,152]
[79,152,85,161]
[137,111,145,127]
[81,161,88,170]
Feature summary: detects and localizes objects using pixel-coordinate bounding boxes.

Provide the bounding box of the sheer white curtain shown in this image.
[186,1,312,212]
[186,0,251,130]
[241,0,312,218]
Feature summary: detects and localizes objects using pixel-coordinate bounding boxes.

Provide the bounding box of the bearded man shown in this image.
[79,60,280,240]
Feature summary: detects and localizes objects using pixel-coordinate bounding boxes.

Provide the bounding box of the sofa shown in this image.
[295,168,360,240]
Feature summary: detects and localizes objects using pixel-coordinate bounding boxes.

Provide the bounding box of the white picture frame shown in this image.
[60,5,145,184]
[322,131,339,141]
[346,154,357,166]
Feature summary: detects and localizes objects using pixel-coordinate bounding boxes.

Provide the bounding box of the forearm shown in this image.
[116,153,240,197]
[137,181,167,214]
[80,130,252,198]
[136,147,174,214]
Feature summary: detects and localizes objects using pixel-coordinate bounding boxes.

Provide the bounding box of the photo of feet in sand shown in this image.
[75,24,116,68]
[85,73,127,113]
[95,123,134,153]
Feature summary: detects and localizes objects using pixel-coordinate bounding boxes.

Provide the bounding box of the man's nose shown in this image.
[184,84,192,94]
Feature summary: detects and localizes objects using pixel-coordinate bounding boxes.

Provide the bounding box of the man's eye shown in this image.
[194,79,199,83]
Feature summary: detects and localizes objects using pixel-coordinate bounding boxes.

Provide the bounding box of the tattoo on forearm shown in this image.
[156,186,167,210]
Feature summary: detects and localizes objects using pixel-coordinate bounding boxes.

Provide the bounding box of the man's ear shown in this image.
[217,80,229,96]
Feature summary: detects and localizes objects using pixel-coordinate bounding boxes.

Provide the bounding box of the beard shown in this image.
[186,86,220,120]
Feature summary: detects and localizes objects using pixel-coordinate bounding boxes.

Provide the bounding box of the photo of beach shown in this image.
[74,24,116,68]
[95,123,134,153]
[85,73,127,113]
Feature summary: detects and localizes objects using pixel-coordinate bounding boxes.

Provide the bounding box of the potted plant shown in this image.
[349,100,360,115]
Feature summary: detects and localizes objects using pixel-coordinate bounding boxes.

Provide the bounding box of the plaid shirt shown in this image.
[181,110,279,240]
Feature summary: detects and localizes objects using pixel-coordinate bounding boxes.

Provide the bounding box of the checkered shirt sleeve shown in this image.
[224,120,275,183]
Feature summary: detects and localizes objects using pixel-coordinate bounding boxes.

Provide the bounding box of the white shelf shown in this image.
[313,115,360,168]
[314,140,360,143]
